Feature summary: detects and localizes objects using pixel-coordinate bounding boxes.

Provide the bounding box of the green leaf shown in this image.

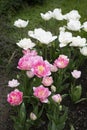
[59,107,68,124]
[38,105,44,118]
[70,124,75,130]
[57,123,65,130]
[14,122,24,130]
[70,85,82,102]
[75,98,87,104]
[19,103,26,124]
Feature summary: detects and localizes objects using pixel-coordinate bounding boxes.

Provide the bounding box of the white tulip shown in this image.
[67,20,81,31]
[80,46,87,56]
[82,21,87,32]
[28,28,57,44]
[8,79,20,88]
[70,36,86,47]
[52,8,64,20]
[64,10,81,21]
[40,11,52,21]
[16,38,35,50]
[14,19,29,28]
[58,31,72,48]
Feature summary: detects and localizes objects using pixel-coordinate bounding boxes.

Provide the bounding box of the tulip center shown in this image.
[38,65,44,74]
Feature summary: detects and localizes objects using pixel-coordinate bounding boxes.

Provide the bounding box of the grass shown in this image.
[9,0,87,40]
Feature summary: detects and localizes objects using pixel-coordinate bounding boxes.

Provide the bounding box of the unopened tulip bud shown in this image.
[52,94,62,103]
[59,105,62,111]
[50,65,58,72]
[26,71,34,78]
[30,112,37,120]
[51,85,56,92]
[17,75,20,79]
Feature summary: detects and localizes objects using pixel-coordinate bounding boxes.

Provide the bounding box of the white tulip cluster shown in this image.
[40,8,87,56]
[14,8,87,56]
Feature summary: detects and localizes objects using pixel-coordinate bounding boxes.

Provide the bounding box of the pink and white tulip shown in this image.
[33,85,51,103]
[71,70,81,79]
[50,64,58,72]
[17,54,43,71]
[7,89,23,106]
[8,79,20,88]
[42,76,53,86]
[54,55,69,69]
[32,60,51,78]
[22,49,37,56]
[52,94,62,103]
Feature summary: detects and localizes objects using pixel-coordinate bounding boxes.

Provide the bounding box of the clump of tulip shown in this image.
[7,8,87,130]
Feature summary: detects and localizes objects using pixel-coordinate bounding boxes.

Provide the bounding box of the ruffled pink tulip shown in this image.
[17,54,43,71]
[7,89,23,106]
[52,94,62,103]
[17,55,34,70]
[42,76,53,86]
[33,85,51,103]
[32,60,51,78]
[71,70,81,79]
[54,55,69,68]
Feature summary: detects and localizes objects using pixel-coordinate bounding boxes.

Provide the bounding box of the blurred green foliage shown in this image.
[0,0,45,15]
[0,0,22,15]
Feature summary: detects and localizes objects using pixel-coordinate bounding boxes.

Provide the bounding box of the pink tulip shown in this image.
[52,94,62,103]
[7,89,23,106]
[42,76,53,86]
[22,49,37,56]
[17,55,34,70]
[32,60,51,78]
[17,54,43,71]
[71,70,81,79]
[54,55,69,68]
[33,85,51,103]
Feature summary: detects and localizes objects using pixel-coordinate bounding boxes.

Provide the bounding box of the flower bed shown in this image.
[7,8,87,130]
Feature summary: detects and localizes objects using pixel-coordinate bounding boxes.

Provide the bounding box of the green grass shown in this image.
[10,0,87,40]
[12,0,87,25]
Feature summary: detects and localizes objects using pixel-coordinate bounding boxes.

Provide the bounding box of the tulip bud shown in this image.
[59,105,62,111]
[26,71,34,78]
[17,74,20,79]
[30,112,37,120]
[52,94,62,103]
[51,85,56,92]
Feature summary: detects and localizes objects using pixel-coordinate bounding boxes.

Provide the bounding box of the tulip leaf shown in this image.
[19,103,26,124]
